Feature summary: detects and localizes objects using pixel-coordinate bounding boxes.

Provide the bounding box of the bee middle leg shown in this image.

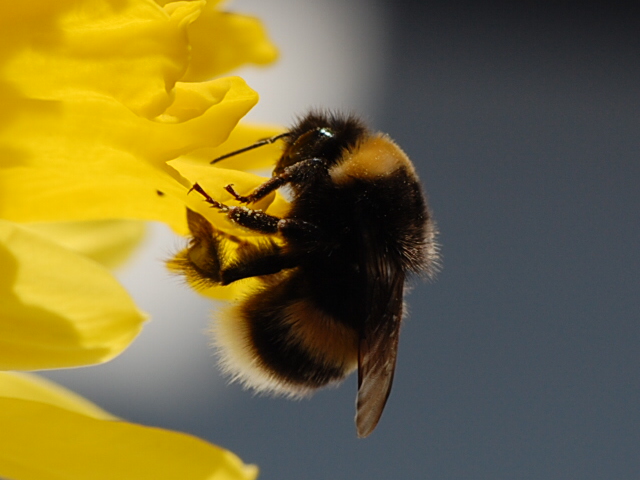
[227,206,325,244]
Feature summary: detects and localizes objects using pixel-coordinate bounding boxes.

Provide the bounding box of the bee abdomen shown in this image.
[213,279,359,397]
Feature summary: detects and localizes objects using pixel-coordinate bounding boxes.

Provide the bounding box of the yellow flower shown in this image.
[0,0,283,358]
[0,0,277,232]
[0,0,280,477]
[0,372,258,480]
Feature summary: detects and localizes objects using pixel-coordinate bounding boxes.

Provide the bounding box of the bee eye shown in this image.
[318,127,334,138]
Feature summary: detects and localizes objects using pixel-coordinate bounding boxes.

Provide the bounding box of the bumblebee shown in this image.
[171,111,439,437]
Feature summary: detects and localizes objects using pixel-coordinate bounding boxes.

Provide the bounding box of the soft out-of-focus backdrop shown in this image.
[45,1,640,479]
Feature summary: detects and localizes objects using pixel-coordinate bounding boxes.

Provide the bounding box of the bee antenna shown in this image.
[210,132,291,165]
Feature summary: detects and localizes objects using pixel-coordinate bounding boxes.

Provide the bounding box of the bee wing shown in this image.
[355,269,405,438]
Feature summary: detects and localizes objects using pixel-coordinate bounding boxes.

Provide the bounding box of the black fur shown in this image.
[240,275,350,388]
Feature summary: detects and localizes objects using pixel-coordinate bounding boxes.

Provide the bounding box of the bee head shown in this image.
[274,127,337,176]
[274,112,369,177]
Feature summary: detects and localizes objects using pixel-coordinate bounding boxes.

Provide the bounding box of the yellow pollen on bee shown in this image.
[329,134,415,184]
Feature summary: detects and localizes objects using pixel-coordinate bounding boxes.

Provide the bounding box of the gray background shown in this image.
[46,2,640,479]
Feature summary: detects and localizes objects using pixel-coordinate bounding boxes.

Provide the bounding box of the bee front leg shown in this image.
[189,182,278,233]
[189,183,230,211]
[224,178,287,204]
[225,158,325,204]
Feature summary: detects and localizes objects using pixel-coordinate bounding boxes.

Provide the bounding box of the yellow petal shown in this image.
[27,220,147,269]
[0,77,258,235]
[0,220,147,370]
[179,1,279,81]
[3,0,201,118]
[0,372,115,420]
[0,0,262,234]
[0,398,258,480]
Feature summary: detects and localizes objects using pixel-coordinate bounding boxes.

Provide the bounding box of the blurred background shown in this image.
[45,1,640,479]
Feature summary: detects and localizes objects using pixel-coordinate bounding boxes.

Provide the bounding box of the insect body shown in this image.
[172,112,439,437]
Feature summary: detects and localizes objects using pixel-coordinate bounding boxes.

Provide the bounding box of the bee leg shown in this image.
[225,206,280,233]
[276,218,326,243]
[226,207,326,243]
[225,158,325,204]
[224,178,286,204]
[216,216,332,284]
[189,183,230,211]
[221,245,300,284]
[189,182,328,242]
[188,182,280,233]
[172,209,301,286]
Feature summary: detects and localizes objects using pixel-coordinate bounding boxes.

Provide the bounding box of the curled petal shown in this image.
[0,0,272,235]
[0,77,258,235]
[0,220,147,370]
[178,0,279,81]
[2,0,202,118]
